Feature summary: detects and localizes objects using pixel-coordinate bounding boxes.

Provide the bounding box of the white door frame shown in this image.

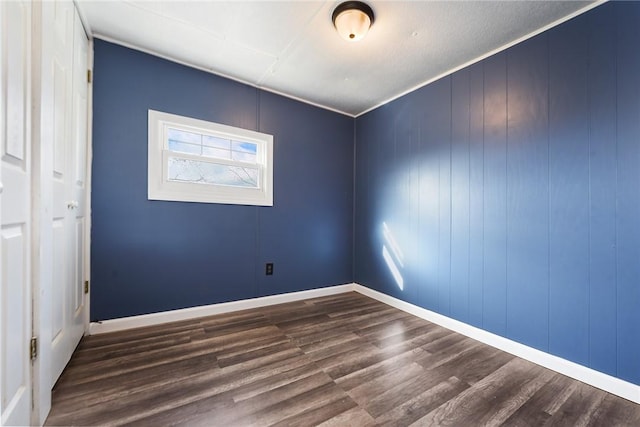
[84,35,93,332]
[30,1,53,424]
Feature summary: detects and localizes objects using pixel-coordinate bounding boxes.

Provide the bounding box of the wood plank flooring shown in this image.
[45,292,640,426]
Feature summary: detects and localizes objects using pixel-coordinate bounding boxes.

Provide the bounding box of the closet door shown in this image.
[50,1,88,385]
[0,1,32,425]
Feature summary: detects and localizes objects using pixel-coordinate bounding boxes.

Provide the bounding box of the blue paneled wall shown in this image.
[91,40,353,321]
[92,2,639,388]
[354,2,640,385]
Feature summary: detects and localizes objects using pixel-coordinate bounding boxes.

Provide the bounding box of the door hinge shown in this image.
[30,337,38,360]
[84,280,89,294]
[87,69,92,83]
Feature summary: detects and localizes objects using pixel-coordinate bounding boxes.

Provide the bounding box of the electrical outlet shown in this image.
[266,263,274,275]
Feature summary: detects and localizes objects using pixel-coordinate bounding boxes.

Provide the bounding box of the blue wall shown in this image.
[91,40,354,321]
[92,1,639,387]
[354,1,640,386]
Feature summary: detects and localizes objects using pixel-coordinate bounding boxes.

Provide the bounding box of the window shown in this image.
[148,110,273,206]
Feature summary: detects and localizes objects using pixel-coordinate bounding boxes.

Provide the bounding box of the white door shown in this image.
[50,3,88,385]
[0,1,32,425]
[69,4,89,361]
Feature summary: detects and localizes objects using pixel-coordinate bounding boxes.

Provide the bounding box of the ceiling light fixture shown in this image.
[332,1,375,42]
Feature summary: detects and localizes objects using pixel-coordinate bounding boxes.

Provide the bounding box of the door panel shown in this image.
[49,1,88,385]
[52,221,64,340]
[52,59,67,177]
[1,227,29,425]
[5,6,26,162]
[69,9,87,336]
[0,1,31,425]
[49,0,72,384]
[74,220,84,312]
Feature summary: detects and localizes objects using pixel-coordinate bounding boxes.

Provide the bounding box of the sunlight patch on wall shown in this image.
[382,222,404,290]
[383,222,404,267]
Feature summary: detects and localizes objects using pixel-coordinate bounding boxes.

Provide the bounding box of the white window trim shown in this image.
[148,110,273,206]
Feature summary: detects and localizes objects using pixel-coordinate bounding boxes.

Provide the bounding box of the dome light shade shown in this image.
[332,1,375,42]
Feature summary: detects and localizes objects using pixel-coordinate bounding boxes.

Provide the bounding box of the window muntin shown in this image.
[148,110,273,206]
[166,128,259,165]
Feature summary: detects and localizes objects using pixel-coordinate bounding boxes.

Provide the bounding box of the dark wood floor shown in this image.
[46,292,640,426]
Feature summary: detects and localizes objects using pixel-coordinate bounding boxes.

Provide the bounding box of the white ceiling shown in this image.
[77,0,599,116]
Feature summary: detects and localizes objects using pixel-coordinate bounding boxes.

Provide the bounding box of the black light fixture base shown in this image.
[332,1,375,27]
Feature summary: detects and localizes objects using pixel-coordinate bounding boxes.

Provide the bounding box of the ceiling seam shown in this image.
[122,0,277,60]
[256,2,329,86]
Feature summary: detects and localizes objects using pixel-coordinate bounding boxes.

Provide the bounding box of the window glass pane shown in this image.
[222,165,259,187]
[203,135,231,149]
[231,151,257,163]
[231,141,258,163]
[202,146,232,160]
[168,128,201,144]
[168,157,259,188]
[232,141,258,154]
[168,140,202,156]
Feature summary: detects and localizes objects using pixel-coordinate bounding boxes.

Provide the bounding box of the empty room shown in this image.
[1,0,639,425]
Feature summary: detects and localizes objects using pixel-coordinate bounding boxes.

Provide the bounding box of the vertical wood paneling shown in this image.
[450,70,471,323]
[396,91,427,306]
[505,35,549,351]
[373,107,397,297]
[615,2,640,385]
[359,111,383,291]
[438,77,452,315]
[482,52,508,336]
[408,103,423,307]
[366,111,386,293]
[354,118,370,287]
[372,110,403,298]
[352,1,639,387]
[468,63,485,328]
[92,41,259,319]
[587,3,617,377]
[393,98,415,301]
[547,17,590,364]
[92,41,353,320]
[258,92,353,297]
[417,80,450,310]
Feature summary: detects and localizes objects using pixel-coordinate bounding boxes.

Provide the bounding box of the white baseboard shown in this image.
[88,283,355,335]
[88,281,640,404]
[352,283,640,404]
